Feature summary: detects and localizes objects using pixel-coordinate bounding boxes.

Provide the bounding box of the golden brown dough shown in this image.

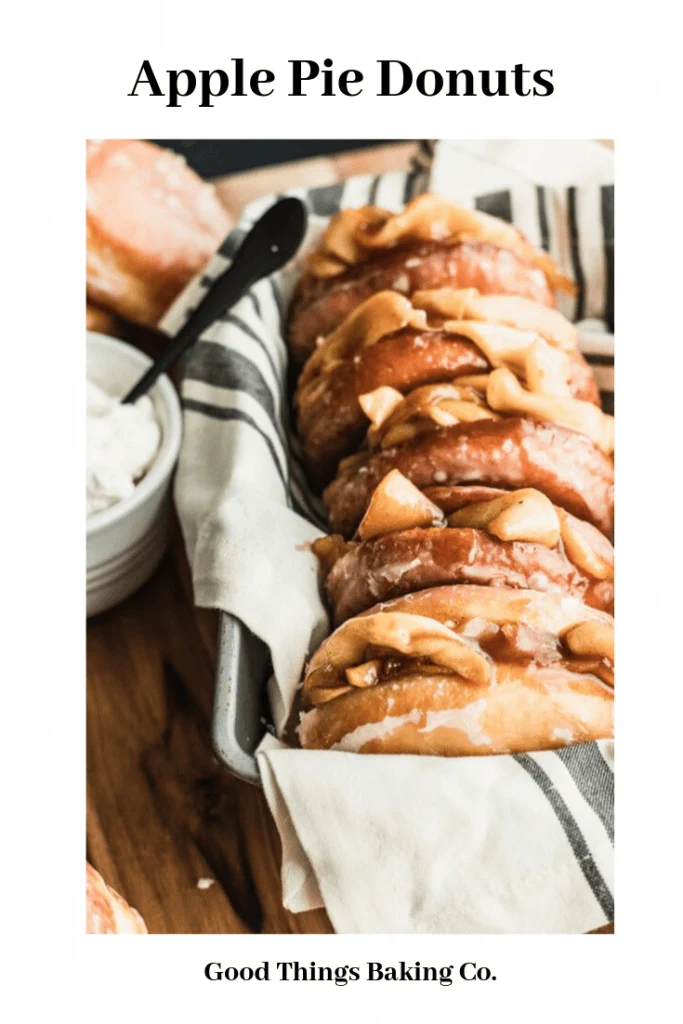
[299,666,614,756]
[319,527,614,625]
[86,140,231,327]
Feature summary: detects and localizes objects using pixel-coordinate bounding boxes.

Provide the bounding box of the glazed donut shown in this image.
[86,863,147,934]
[297,585,614,756]
[296,290,600,486]
[314,475,614,624]
[323,417,615,540]
[288,194,575,366]
[86,140,231,327]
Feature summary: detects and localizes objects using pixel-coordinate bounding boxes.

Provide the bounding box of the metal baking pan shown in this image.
[212,611,271,786]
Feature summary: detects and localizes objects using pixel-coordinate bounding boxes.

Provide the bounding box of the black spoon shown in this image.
[122,197,307,404]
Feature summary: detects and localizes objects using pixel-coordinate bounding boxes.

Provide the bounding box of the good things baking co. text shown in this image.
[204,960,497,986]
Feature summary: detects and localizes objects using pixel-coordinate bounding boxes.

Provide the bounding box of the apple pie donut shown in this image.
[297,585,614,756]
[314,472,614,625]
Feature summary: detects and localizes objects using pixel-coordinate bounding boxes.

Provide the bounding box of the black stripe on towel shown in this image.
[601,185,615,332]
[184,341,282,429]
[555,744,614,844]
[414,139,435,170]
[307,183,345,217]
[514,752,614,920]
[403,169,419,205]
[475,190,513,223]
[368,175,381,206]
[584,353,615,368]
[181,399,289,495]
[567,187,586,322]
[600,391,614,415]
[249,291,262,320]
[220,311,283,382]
[536,186,550,253]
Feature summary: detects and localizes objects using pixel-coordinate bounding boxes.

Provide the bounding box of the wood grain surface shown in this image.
[86,141,613,935]
[87,523,332,934]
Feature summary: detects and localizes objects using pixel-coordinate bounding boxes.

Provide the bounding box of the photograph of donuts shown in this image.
[86,139,614,935]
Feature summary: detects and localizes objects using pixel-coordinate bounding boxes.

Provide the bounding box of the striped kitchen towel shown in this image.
[164,140,614,933]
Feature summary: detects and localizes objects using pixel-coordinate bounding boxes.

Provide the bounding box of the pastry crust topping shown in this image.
[306,196,575,294]
[357,469,445,540]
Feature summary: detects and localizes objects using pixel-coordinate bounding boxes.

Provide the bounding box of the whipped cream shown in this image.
[87,379,161,517]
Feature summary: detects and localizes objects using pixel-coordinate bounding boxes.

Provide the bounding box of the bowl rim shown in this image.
[86,331,183,537]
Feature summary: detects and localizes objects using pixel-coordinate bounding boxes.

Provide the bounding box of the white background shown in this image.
[17,0,683,1020]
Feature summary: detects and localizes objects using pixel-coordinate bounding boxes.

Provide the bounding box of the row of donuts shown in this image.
[286,195,614,757]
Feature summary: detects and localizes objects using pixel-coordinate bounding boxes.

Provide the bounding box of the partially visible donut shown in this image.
[324,417,615,539]
[86,863,147,934]
[86,140,231,327]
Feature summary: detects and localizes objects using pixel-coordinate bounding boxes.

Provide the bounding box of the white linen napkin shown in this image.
[166,141,614,933]
[258,735,614,933]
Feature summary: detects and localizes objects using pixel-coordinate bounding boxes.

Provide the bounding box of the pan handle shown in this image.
[212,612,271,787]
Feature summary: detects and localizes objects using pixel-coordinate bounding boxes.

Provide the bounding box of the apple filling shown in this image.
[361,382,498,450]
[303,597,614,708]
[412,288,578,350]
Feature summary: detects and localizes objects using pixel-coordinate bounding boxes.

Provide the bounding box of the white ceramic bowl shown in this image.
[86,332,182,616]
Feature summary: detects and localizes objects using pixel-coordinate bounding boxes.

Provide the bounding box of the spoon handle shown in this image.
[123,261,259,404]
[122,198,306,403]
